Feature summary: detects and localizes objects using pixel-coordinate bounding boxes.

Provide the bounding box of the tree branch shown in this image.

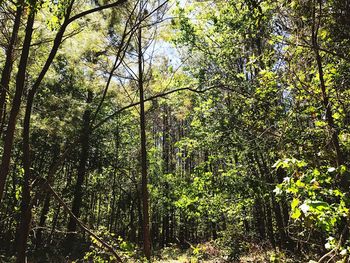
[67,0,128,25]
[42,179,124,263]
[92,85,217,131]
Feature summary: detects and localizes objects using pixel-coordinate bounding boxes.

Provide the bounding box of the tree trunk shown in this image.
[138,22,151,260]
[0,4,35,203]
[66,90,93,244]
[15,6,38,258]
[162,106,170,247]
[312,0,343,168]
[254,153,275,247]
[254,196,266,240]
[35,193,51,248]
[0,0,24,134]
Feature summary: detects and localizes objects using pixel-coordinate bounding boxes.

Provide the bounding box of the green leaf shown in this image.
[308,200,329,211]
[291,198,299,210]
[315,120,327,127]
[333,112,341,120]
[313,169,321,176]
[291,208,301,219]
[340,165,347,174]
[297,160,307,168]
[295,180,305,188]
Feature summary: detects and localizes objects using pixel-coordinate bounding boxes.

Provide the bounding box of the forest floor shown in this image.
[152,242,306,263]
[17,240,313,262]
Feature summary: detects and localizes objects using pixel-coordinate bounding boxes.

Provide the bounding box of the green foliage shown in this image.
[1,0,350,261]
[83,229,138,262]
[269,250,286,263]
[275,158,350,256]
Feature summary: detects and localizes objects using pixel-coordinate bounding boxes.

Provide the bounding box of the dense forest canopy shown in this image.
[0,0,350,262]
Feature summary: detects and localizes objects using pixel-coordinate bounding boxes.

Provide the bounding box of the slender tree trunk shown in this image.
[128,199,137,242]
[33,143,60,248]
[264,196,275,248]
[0,5,35,203]
[0,0,24,134]
[109,168,118,232]
[137,189,143,244]
[312,0,343,167]
[49,203,61,243]
[66,91,93,244]
[15,53,39,263]
[162,106,170,247]
[14,5,76,247]
[138,22,151,260]
[13,7,37,261]
[254,195,266,240]
[109,129,120,232]
[35,193,51,248]
[242,207,250,233]
[254,154,275,247]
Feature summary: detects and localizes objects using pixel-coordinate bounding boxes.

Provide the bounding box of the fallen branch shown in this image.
[318,248,335,263]
[318,223,349,263]
[41,179,123,263]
